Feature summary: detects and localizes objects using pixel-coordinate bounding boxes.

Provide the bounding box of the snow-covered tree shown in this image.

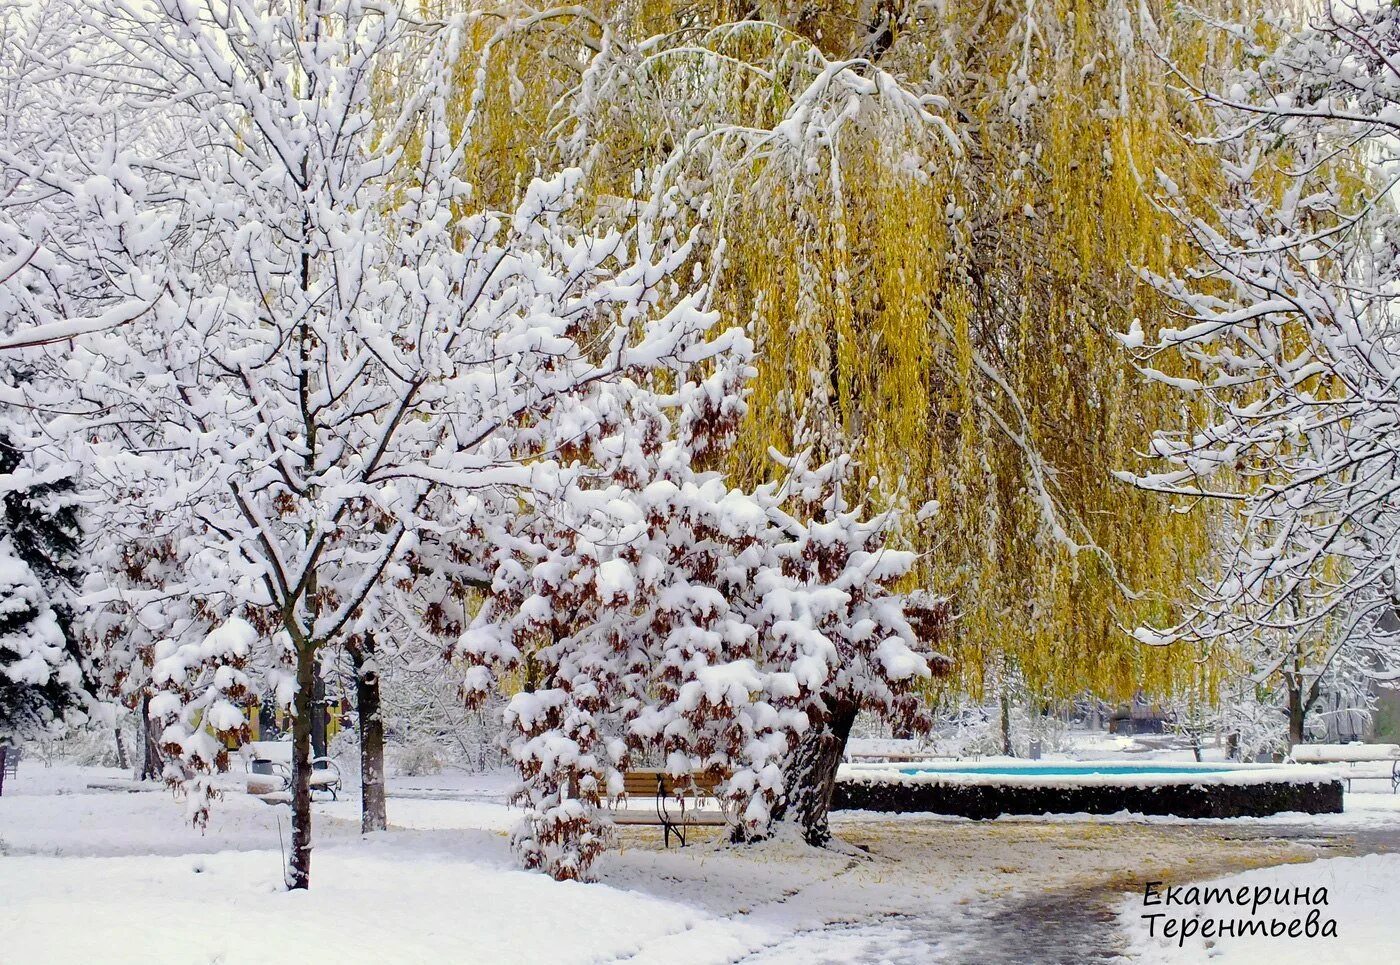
[458,335,947,878]
[0,0,729,888]
[761,456,952,846]
[432,0,1256,703]
[0,424,86,778]
[1121,1,1400,746]
[81,527,217,782]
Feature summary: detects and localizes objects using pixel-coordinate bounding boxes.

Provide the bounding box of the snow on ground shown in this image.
[6,841,709,964]
[317,796,516,832]
[0,763,363,857]
[0,764,707,964]
[2,760,1397,964]
[1119,852,1400,964]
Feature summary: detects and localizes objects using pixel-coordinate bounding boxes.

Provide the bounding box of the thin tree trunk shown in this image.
[1287,681,1306,749]
[0,746,7,797]
[113,726,129,771]
[140,694,162,781]
[1000,687,1012,756]
[772,698,859,847]
[312,671,328,759]
[1285,601,1309,751]
[349,637,387,834]
[287,639,316,890]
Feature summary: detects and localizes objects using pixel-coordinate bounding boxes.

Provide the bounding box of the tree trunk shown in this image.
[113,726,129,771]
[1287,682,1306,749]
[312,671,328,759]
[0,746,7,797]
[773,698,859,847]
[140,694,163,781]
[1000,687,1013,756]
[349,637,387,834]
[287,639,316,890]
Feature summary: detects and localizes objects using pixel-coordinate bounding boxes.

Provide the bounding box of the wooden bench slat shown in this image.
[613,810,726,827]
[613,768,729,846]
[620,768,722,797]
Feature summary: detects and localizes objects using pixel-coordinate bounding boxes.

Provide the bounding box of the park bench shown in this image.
[244,741,343,800]
[614,768,726,848]
[1289,743,1400,793]
[0,744,19,795]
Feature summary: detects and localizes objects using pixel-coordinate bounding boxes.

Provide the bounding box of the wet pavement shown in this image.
[903,821,1397,965]
[734,815,1399,964]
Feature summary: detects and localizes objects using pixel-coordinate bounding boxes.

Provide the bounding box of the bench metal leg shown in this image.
[652,778,703,848]
[657,780,690,848]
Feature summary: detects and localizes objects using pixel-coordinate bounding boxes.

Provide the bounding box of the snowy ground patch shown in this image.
[1119,852,1400,964]
[5,843,707,965]
[0,765,706,964]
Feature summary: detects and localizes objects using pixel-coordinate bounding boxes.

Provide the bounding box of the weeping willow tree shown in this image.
[418,0,1281,710]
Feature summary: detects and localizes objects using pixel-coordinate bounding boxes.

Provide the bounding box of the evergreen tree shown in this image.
[0,429,86,754]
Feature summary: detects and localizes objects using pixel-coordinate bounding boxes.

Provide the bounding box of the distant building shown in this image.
[1108,693,1172,735]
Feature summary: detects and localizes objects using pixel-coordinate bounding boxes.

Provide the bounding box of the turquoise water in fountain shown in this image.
[896,762,1235,777]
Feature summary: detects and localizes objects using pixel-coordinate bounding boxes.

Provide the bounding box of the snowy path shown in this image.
[811,815,1399,965]
[2,764,1397,964]
[733,881,1127,965]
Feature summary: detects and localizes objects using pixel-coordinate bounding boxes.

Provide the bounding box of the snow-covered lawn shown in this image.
[1,764,937,964]
[3,762,1398,963]
[7,843,706,964]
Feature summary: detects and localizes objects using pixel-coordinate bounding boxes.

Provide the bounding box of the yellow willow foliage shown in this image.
[417,0,1289,704]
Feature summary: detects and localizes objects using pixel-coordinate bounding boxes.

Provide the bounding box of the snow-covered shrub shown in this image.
[395,741,446,778]
[369,655,505,772]
[926,698,1071,759]
[459,336,948,877]
[1023,709,1070,756]
[326,729,360,771]
[37,725,121,768]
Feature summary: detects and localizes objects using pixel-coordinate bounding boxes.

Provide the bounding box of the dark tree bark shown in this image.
[0,745,7,797]
[312,671,328,759]
[1283,595,1325,751]
[1287,682,1306,749]
[771,697,859,847]
[287,638,316,890]
[1000,687,1013,756]
[139,694,162,781]
[113,726,129,771]
[1284,656,1323,750]
[348,636,387,833]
